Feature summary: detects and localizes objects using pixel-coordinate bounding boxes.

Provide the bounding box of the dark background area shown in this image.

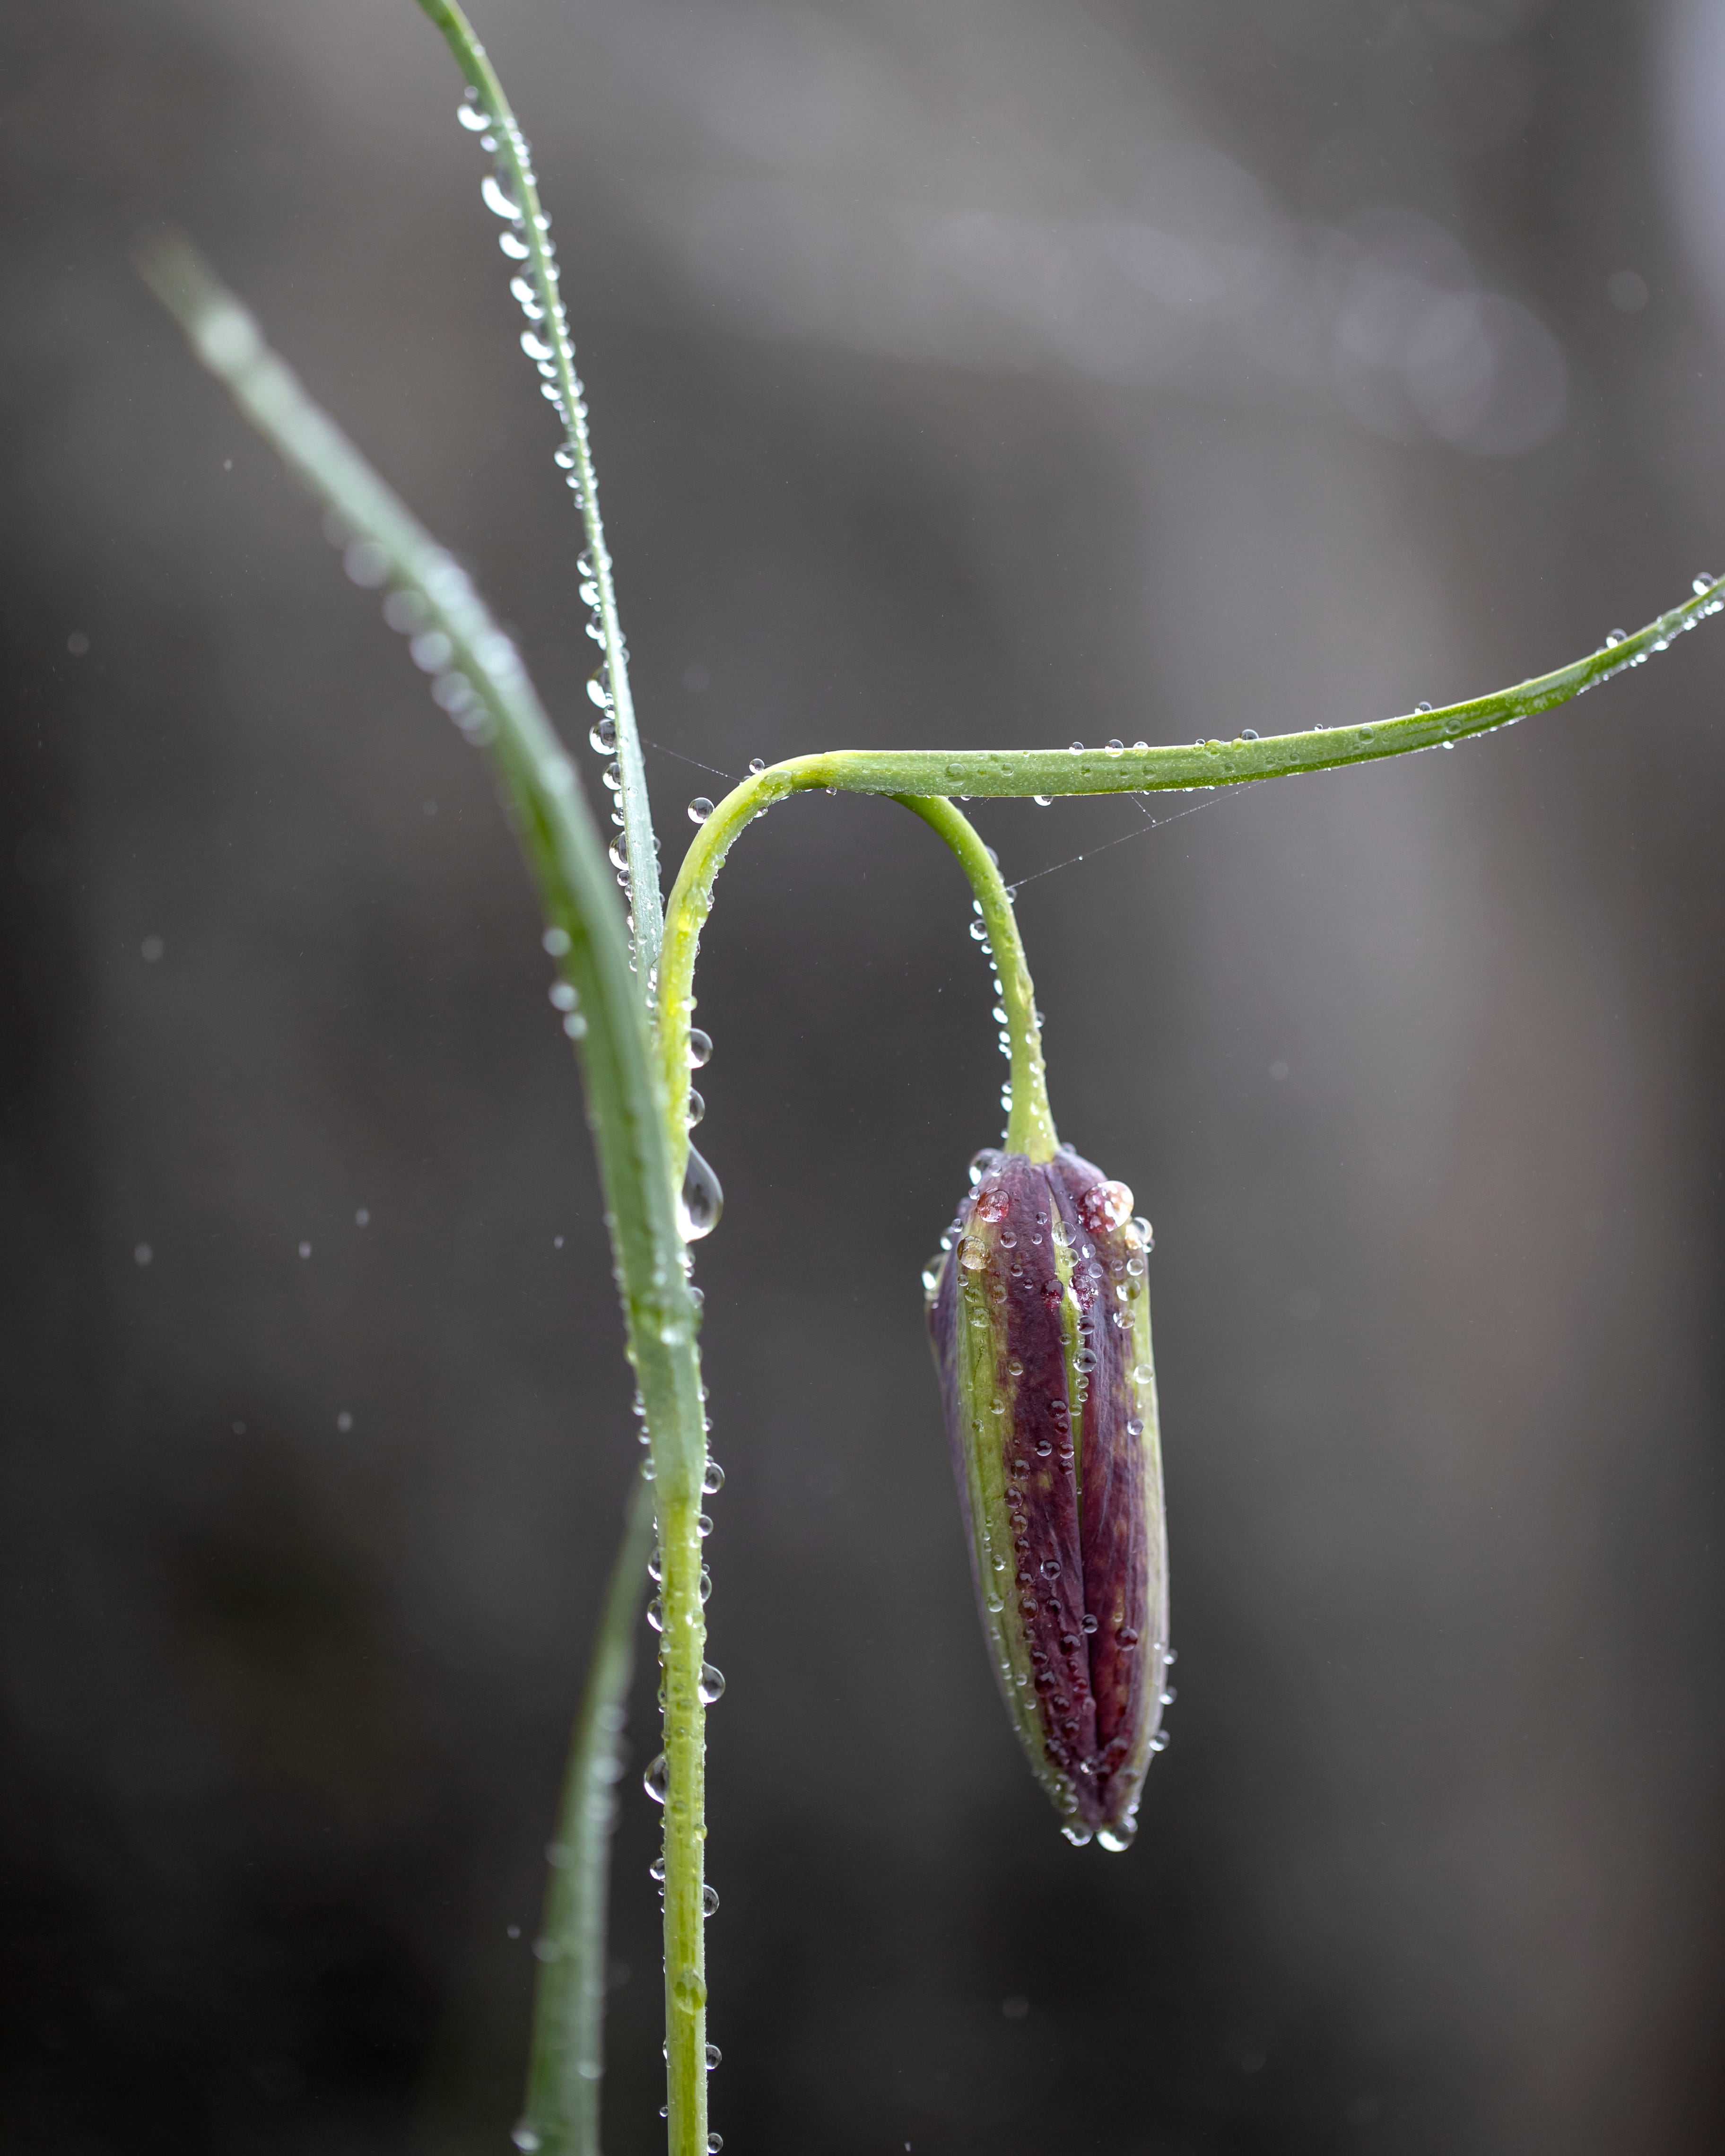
[4,1,1725,2150]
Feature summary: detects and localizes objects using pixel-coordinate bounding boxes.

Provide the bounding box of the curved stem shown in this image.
[893,797,1057,1160]
[656,571,1723,1167]
[140,240,710,2156]
[415,0,662,978]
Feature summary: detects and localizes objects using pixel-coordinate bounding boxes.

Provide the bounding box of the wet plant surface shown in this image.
[6,3,1725,2154]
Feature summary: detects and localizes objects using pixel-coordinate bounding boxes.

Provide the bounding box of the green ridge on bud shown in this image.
[926,1145,1169,1849]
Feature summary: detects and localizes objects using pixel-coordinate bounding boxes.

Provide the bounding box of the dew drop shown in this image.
[643,1753,670,1804]
[457,99,494,131]
[1604,627,1627,647]
[1081,1612,1098,1634]
[688,1028,713,1068]
[1033,793,1053,806]
[1068,741,1085,754]
[698,1662,726,1704]
[702,1458,725,1494]
[1105,738,1124,756]
[499,230,531,259]
[706,2043,722,2071]
[708,2136,724,2154]
[1694,574,1717,595]
[590,719,617,757]
[688,797,714,825]
[678,1146,723,1241]
[1097,1822,1136,1853]
[1061,1824,1094,1846]
[511,2123,541,2151]
[482,172,522,221]
[703,1885,720,1917]
[343,539,389,587]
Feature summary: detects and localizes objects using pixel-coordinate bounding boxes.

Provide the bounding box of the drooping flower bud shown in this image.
[926,1145,1169,1849]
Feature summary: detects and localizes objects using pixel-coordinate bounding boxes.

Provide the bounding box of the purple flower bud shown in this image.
[926,1145,1168,1849]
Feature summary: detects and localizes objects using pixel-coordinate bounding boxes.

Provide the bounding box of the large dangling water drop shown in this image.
[678,1147,723,1241]
[688,1028,713,1069]
[643,1753,670,1804]
[698,1662,726,1704]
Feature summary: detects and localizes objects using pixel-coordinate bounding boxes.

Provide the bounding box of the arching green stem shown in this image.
[662,788,1055,1175]
[893,797,1057,1161]
[657,573,1722,1174]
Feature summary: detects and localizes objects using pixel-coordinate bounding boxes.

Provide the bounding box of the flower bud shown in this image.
[926,1145,1168,1849]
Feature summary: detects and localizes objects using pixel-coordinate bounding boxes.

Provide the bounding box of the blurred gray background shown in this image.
[4,1,1725,2150]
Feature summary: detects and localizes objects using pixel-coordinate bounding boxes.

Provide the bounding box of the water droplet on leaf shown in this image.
[678,1147,723,1240]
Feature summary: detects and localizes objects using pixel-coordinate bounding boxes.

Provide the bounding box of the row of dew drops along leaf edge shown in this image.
[369,114,730,2156]
[456,84,729,1246]
[462,76,730,2140]
[961,569,1725,794]
[648,1409,723,2155]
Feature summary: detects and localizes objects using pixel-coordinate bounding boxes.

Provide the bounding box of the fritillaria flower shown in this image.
[926,1145,1169,1848]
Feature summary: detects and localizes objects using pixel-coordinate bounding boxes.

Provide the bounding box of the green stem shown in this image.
[656,574,1723,1164]
[525,1475,657,2151]
[409,16,680,2156]
[893,797,1057,1160]
[138,238,710,2156]
[408,15,683,2156]
[414,0,662,978]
